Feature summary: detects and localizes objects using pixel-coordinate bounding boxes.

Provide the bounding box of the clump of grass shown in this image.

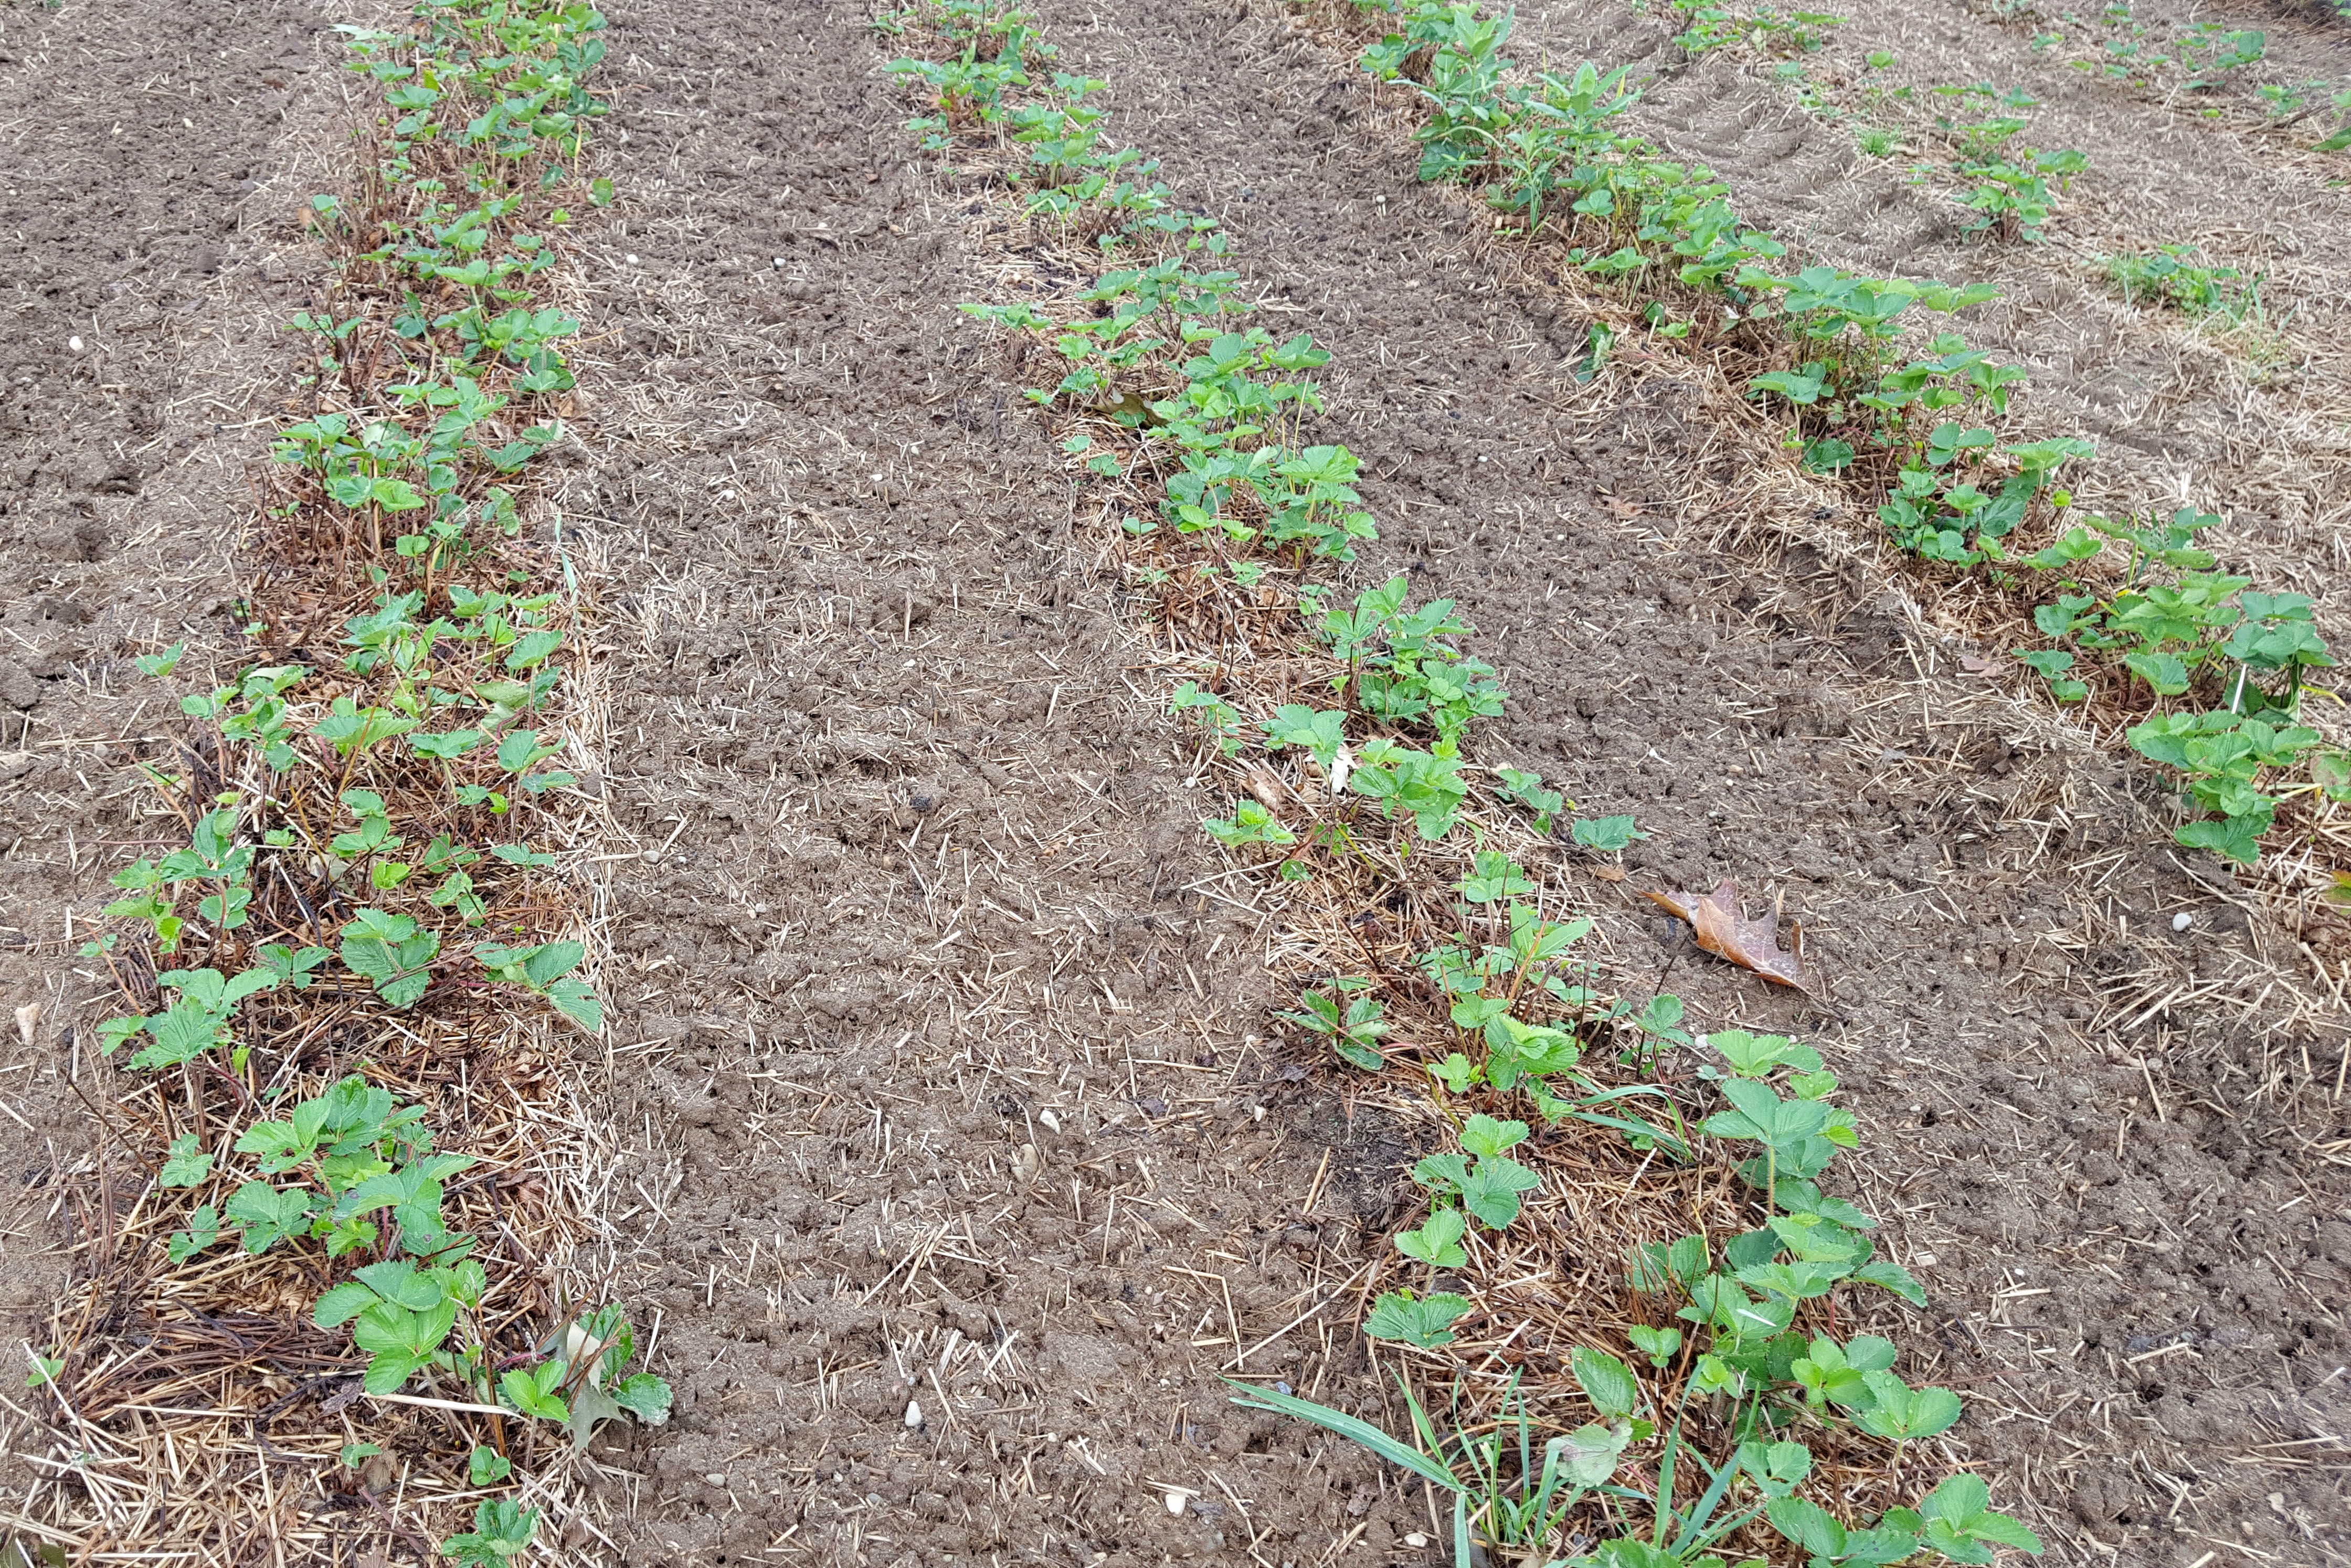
[1854,123,1901,156]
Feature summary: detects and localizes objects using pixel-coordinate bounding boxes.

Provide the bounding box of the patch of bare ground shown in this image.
[554,3,1434,1562]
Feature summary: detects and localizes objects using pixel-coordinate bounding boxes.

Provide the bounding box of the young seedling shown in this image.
[1277,978,1389,1069]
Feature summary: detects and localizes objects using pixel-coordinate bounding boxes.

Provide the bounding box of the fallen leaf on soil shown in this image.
[1244,764,1288,812]
[1645,878,1815,992]
[1588,865,1627,883]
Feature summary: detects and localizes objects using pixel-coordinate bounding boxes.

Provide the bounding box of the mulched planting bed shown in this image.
[2,0,2344,1564]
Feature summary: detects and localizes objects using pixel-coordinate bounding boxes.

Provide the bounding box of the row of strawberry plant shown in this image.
[882,4,2039,1564]
[37,4,664,1563]
[1329,0,2345,870]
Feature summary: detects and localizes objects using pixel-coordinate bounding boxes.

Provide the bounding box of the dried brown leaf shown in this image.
[1645,877,1814,992]
[1244,764,1288,813]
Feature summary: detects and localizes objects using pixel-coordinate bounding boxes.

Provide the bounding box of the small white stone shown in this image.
[1038,1108,1061,1133]
[626,253,640,264]
[2173,912,2194,933]
[1164,1490,1187,1516]
[772,256,786,269]
[68,336,83,351]
[1404,1533,1431,1549]
[904,1400,924,1429]
[704,1472,727,1486]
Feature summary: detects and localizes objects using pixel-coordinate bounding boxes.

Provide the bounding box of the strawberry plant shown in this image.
[2126,712,2327,864]
[1411,1113,1542,1230]
[1571,814,1645,852]
[1956,145,2085,242]
[2102,243,2260,323]
[1495,766,1566,832]
[102,965,278,1071]
[1203,798,1298,849]
[1349,739,1471,839]
[1671,1,1843,57]
[1321,575,1506,744]
[342,909,442,1007]
[1241,1326,2034,1566]
[475,937,602,1032]
[1364,1288,1475,1349]
[2008,505,2347,862]
[440,1500,538,1567]
[1394,1206,1470,1269]
[1168,682,1248,753]
[1289,1021,2035,1562]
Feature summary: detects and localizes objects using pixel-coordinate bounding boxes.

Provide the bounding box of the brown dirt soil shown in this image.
[0,0,335,1507]
[555,4,1432,1563]
[3,0,2347,1564]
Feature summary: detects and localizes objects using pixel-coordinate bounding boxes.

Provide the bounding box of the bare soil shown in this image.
[554,4,1432,1561]
[3,0,2347,1565]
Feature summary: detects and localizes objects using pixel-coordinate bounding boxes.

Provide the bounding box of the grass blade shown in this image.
[1224,1379,1464,1493]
